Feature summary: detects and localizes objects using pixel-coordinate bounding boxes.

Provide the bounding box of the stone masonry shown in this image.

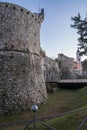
[58,54,76,79]
[0,2,47,114]
[44,56,60,81]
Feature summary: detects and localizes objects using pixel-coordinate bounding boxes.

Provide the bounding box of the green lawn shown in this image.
[1,86,87,130]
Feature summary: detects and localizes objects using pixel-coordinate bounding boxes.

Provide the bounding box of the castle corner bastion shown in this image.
[0,2,47,114]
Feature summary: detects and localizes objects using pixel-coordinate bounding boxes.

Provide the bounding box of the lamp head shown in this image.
[31,105,38,112]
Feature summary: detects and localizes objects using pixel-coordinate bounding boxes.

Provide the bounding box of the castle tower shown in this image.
[0,3,47,114]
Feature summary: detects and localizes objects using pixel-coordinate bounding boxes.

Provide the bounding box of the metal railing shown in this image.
[78,116,87,130]
[22,105,87,130]
[0,105,87,130]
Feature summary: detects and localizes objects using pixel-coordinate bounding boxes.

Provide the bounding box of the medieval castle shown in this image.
[0,2,83,114]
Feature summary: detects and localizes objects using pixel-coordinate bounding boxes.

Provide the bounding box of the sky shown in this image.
[0,0,87,60]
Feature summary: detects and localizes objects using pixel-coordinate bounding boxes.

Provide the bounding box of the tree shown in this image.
[71,13,87,56]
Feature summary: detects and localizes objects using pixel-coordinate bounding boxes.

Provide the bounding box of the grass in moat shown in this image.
[28,110,87,130]
[0,86,87,130]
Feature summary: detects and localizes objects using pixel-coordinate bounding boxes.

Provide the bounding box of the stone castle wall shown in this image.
[0,3,47,114]
[43,53,77,81]
[44,56,60,81]
[58,54,76,79]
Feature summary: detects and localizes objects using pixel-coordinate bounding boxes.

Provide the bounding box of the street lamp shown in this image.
[22,104,56,130]
[31,105,38,130]
[31,105,38,112]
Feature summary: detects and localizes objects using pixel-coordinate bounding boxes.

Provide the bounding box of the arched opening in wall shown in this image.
[27,12,29,15]
[32,14,34,17]
[5,4,8,7]
[49,69,52,80]
[13,6,16,10]
[21,8,23,12]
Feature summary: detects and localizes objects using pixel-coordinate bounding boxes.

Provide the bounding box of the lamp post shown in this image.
[22,104,56,130]
[31,105,38,130]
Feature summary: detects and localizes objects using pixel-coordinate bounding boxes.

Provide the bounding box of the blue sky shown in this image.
[0,0,87,60]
